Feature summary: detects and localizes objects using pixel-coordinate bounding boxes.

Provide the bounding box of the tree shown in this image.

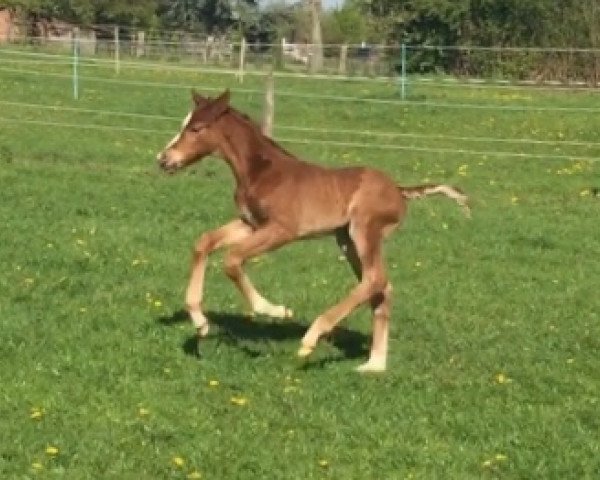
[93,0,158,27]
[321,4,369,44]
[1,0,157,26]
[157,0,258,34]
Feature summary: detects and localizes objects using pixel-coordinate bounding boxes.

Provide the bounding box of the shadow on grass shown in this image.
[157,309,369,364]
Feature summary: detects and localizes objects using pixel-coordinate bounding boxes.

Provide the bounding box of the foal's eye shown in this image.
[190,124,206,133]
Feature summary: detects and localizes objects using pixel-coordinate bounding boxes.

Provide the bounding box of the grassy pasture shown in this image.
[0,50,599,478]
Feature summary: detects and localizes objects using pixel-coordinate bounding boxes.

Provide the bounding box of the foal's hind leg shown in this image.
[357,283,393,372]
[334,227,392,372]
[334,228,392,372]
[298,222,389,368]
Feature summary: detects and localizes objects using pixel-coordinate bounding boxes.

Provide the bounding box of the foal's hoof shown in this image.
[297,345,314,358]
[355,361,386,373]
[253,300,293,320]
[269,305,293,319]
[197,323,210,338]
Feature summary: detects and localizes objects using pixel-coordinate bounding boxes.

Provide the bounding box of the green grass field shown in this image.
[1,49,599,479]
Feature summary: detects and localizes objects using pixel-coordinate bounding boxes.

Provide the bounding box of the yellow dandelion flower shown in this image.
[45,446,59,456]
[30,408,44,420]
[138,407,150,417]
[187,471,202,479]
[31,462,43,471]
[318,459,329,468]
[172,456,185,468]
[208,380,219,387]
[482,459,493,468]
[153,300,162,308]
[230,396,248,406]
[495,453,508,462]
[494,372,511,384]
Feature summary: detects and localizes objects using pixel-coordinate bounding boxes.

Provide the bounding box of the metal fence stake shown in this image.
[400,43,407,100]
[73,27,79,100]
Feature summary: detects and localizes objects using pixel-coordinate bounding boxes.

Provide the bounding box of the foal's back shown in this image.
[261,156,405,237]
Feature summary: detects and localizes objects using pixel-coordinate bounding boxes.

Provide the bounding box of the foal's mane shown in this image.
[224,104,295,159]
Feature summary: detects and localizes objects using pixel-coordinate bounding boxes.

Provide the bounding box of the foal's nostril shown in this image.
[157,153,171,170]
[157,153,176,172]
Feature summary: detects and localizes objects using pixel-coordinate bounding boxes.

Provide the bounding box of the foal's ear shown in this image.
[191,89,210,107]
[213,89,231,107]
[203,89,231,123]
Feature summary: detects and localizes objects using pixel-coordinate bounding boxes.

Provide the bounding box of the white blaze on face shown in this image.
[164,111,193,150]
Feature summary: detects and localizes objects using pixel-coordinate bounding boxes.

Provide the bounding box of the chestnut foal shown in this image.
[156,89,469,372]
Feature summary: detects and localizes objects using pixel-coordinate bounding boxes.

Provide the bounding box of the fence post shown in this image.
[72,27,79,100]
[339,44,347,75]
[400,43,407,100]
[238,37,246,83]
[136,30,145,58]
[262,69,274,137]
[114,26,120,74]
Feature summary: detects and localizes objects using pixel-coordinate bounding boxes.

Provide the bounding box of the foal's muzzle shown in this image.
[156,152,180,173]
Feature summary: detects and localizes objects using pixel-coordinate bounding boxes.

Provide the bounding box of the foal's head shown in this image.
[156,89,231,172]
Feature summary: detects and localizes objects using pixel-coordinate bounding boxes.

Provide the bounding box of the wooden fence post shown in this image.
[238,37,246,83]
[280,37,286,69]
[339,44,348,75]
[114,26,120,74]
[136,30,145,58]
[262,70,274,137]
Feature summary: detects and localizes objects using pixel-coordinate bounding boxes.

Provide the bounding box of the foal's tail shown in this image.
[400,184,471,218]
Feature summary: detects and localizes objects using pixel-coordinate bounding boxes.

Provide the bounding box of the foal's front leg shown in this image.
[223,223,294,319]
[186,219,252,337]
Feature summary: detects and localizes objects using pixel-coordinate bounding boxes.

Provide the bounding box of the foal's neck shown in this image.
[217,113,283,187]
